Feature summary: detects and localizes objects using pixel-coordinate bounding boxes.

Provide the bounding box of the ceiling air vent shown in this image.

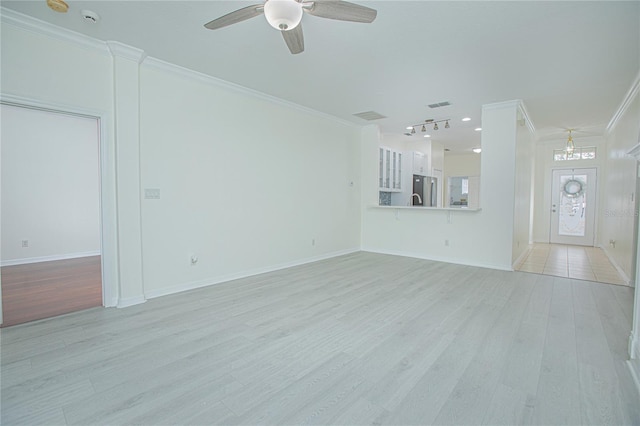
[428,101,451,109]
[353,111,387,121]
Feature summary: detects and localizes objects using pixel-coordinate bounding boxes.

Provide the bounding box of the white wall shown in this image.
[1,105,100,264]
[431,142,445,174]
[443,152,481,206]
[443,153,482,176]
[531,136,605,244]
[512,111,535,265]
[600,82,640,282]
[138,64,362,296]
[1,21,119,307]
[1,16,362,307]
[361,101,522,271]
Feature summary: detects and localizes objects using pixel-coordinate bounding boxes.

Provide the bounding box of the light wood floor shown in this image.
[1,252,638,425]
[1,256,103,327]
[515,244,627,286]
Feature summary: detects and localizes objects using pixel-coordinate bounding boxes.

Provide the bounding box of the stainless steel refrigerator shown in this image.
[412,175,438,207]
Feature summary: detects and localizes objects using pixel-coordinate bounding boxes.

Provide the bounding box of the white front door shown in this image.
[550,168,597,246]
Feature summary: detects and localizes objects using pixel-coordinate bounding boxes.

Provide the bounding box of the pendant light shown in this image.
[566,129,575,154]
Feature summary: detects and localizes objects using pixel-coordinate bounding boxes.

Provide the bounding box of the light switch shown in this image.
[144,188,161,199]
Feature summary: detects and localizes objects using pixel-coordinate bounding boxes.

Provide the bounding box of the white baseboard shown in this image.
[630,332,640,360]
[628,360,640,395]
[1,251,101,267]
[117,295,146,308]
[598,245,632,285]
[104,296,119,308]
[360,247,513,272]
[144,248,360,301]
[512,245,532,270]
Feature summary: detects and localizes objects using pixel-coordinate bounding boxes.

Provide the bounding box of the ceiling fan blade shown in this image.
[304,1,376,23]
[204,5,264,30]
[282,25,304,54]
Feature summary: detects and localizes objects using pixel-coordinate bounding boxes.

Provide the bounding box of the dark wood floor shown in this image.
[1,256,102,327]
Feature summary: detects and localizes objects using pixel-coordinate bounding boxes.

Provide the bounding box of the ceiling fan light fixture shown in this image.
[434,123,439,131]
[47,0,69,13]
[264,0,303,30]
[421,125,426,132]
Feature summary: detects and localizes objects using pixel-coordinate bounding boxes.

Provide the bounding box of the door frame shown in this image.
[549,167,599,246]
[0,94,118,324]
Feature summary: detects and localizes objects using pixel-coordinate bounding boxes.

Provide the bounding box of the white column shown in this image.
[480,100,520,267]
[360,124,381,209]
[107,42,146,308]
[626,143,640,391]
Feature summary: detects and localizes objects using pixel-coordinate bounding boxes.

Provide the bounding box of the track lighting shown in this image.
[404,118,451,136]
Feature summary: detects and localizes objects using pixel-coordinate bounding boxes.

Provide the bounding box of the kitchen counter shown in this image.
[371,205,481,212]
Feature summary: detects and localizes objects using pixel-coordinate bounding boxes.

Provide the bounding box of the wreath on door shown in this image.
[562,178,584,198]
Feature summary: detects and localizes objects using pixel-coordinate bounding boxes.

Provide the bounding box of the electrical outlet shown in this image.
[144,188,161,200]
[21,240,29,248]
[190,254,198,265]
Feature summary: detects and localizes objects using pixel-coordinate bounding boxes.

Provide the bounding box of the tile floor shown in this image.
[515,243,628,286]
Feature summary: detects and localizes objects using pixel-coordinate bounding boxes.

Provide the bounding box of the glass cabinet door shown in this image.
[379,148,384,188]
[395,153,402,189]
[385,149,391,188]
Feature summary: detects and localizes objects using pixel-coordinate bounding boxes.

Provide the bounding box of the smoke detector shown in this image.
[47,0,68,13]
[81,9,100,23]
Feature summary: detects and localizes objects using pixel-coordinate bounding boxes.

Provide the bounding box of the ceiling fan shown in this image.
[204,0,377,54]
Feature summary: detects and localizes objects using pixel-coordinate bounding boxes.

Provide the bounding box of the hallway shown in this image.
[515,244,628,286]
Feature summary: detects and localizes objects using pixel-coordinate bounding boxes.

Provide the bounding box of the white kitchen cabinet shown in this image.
[412,151,429,176]
[379,147,402,191]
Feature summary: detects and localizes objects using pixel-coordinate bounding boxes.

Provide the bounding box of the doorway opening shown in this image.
[550,168,597,246]
[1,103,103,326]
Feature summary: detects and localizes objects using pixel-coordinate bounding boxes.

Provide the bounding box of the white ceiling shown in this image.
[3,1,639,152]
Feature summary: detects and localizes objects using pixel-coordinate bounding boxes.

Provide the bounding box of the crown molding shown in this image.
[482,99,522,112]
[142,56,359,129]
[2,6,359,129]
[0,6,110,56]
[607,70,640,134]
[627,143,640,160]
[107,41,147,63]
[482,99,538,135]
[517,101,537,135]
